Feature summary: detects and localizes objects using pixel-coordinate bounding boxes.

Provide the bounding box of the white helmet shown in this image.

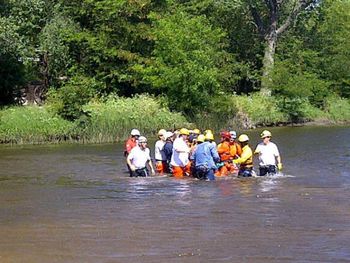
[165,131,173,139]
[138,136,147,143]
[130,129,140,136]
[229,131,237,139]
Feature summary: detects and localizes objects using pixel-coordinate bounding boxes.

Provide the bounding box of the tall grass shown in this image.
[0,106,74,144]
[325,96,350,122]
[78,95,191,143]
[231,94,288,128]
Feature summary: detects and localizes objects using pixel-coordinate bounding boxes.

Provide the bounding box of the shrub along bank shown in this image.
[0,94,349,145]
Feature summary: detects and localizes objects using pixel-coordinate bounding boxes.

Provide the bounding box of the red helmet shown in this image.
[220,131,231,140]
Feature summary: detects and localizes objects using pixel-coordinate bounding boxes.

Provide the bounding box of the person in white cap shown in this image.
[254,130,282,176]
[127,136,155,177]
[154,129,167,174]
[163,131,174,173]
[229,130,242,159]
[124,129,140,157]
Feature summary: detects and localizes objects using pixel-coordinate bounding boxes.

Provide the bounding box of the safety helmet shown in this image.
[260,130,272,138]
[197,134,205,143]
[193,128,200,135]
[205,132,214,141]
[229,131,237,139]
[179,128,190,135]
[165,131,173,139]
[220,131,231,140]
[131,129,140,136]
[158,129,167,136]
[204,129,213,135]
[238,134,249,143]
[138,136,147,143]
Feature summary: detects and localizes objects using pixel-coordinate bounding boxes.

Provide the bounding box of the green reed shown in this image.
[0,106,74,144]
[77,95,191,143]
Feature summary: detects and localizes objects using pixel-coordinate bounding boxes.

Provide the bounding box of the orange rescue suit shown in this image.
[230,142,242,159]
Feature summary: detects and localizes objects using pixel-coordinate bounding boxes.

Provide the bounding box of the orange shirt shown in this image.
[124,137,137,156]
[217,141,231,161]
[230,142,242,158]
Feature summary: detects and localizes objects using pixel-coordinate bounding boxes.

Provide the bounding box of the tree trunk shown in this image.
[261,34,277,96]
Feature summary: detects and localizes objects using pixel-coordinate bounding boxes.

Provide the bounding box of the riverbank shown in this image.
[1,94,350,145]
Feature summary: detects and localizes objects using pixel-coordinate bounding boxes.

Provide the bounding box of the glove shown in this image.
[277,163,283,171]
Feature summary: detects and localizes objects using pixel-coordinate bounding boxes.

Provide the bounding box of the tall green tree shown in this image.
[134,11,237,115]
[246,0,319,95]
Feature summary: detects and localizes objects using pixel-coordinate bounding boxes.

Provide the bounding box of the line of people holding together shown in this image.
[124,128,282,181]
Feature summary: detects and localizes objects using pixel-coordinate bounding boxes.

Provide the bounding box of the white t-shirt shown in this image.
[154,140,165,161]
[255,142,280,166]
[127,146,151,169]
[170,137,190,167]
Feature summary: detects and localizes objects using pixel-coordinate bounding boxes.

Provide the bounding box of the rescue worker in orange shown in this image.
[124,129,141,176]
[233,134,254,177]
[229,131,242,159]
[170,128,191,178]
[215,131,233,176]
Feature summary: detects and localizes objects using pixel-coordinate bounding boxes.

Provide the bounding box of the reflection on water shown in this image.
[0,126,350,262]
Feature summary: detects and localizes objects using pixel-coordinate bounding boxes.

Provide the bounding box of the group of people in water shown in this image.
[124,128,282,181]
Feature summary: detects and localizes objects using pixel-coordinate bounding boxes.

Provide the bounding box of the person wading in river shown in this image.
[233,134,254,177]
[124,128,140,176]
[254,130,282,176]
[191,134,220,181]
[170,128,191,178]
[154,129,167,175]
[127,136,155,177]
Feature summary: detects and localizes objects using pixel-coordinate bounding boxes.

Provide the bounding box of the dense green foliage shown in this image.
[1,0,350,143]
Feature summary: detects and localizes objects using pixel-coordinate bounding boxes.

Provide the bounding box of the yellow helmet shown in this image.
[197,134,205,143]
[204,129,213,135]
[179,128,190,135]
[193,128,200,135]
[260,130,272,138]
[158,129,167,136]
[205,132,214,141]
[238,134,249,143]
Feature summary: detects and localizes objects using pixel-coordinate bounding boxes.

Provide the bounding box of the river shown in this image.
[0,126,349,262]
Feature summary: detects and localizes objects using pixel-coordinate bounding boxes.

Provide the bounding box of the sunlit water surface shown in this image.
[0,126,349,262]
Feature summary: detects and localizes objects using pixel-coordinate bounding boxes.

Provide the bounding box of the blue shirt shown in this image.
[191,142,220,169]
[163,141,173,162]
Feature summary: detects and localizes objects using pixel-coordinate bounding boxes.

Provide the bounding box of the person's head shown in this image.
[138,136,148,149]
[179,128,190,139]
[229,131,237,142]
[238,134,249,146]
[130,129,140,140]
[192,128,200,138]
[220,131,231,142]
[165,131,174,141]
[196,134,205,144]
[260,130,272,144]
[158,129,167,141]
[205,132,214,142]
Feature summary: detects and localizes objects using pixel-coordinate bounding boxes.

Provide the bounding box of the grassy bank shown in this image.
[0,95,190,144]
[1,94,349,145]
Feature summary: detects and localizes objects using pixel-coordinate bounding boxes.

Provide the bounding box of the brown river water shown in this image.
[0,126,349,263]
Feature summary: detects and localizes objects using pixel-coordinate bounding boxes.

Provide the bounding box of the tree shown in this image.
[134,11,237,115]
[247,0,319,95]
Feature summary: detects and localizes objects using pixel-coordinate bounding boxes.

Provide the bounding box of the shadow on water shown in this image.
[0,126,350,262]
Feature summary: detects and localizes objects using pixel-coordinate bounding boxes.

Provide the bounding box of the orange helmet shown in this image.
[220,131,231,140]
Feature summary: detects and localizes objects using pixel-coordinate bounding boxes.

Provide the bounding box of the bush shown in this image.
[325,96,350,122]
[0,106,74,144]
[231,94,288,127]
[47,75,104,121]
[78,94,190,143]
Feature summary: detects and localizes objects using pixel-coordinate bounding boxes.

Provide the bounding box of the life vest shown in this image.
[230,142,242,158]
[217,141,231,161]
